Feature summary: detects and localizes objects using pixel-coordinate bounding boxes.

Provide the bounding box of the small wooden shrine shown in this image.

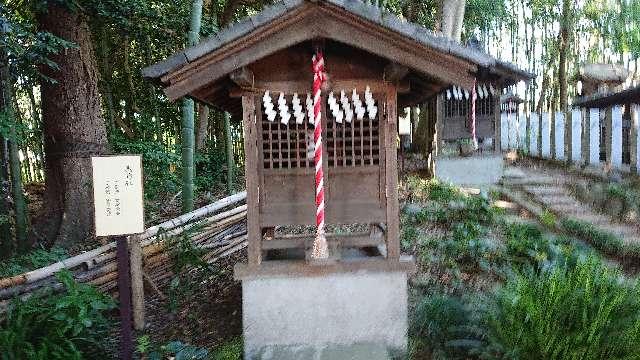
[438,82,498,143]
[144,0,531,356]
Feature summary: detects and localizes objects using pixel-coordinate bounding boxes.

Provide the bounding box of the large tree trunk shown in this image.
[440,0,466,42]
[0,37,16,254]
[558,0,573,112]
[195,104,209,151]
[34,3,108,248]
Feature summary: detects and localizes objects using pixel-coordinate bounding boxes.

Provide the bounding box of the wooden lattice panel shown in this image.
[260,94,381,169]
[326,97,380,167]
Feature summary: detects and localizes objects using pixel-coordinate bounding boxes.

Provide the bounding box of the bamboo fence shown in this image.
[0,192,248,313]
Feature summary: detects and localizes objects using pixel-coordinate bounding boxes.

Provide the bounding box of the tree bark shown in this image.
[27,87,45,182]
[441,0,465,41]
[224,112,234,194]
[195,103,209,151]
[34,3,109,248]
[0,38,16,254]
[558,0,573,112]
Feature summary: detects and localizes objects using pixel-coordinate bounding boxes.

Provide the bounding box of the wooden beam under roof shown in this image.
[384,63,409,83]
[230,67,255,88]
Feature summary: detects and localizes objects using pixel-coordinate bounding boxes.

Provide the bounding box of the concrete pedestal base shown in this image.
[435,153,504,186]
[240,269,409,359]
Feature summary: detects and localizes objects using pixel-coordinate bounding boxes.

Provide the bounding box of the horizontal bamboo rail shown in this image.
[0,192,248,312]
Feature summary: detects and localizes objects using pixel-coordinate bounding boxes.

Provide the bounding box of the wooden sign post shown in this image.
[92,155,145,360]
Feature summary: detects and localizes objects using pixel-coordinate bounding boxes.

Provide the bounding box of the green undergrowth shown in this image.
[561,218,640,258]
[0,270,116,359]
[134,335,241,360]
[484,256,640,359]
[0,245,68,277]
[403,177,640,359]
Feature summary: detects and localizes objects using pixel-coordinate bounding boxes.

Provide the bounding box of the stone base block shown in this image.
[241,270,408,359]
[435,153,504,186]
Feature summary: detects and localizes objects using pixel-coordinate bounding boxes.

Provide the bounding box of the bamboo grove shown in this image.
[1,0,639,255]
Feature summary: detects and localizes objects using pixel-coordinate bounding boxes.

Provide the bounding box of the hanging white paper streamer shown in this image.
[263,91,276,122]
[340,90,353,123]
[364,86,377,120]
[328,92,343,123]
[292,93,304,124]
[306,93,315,126]
[489,84,496,96]
[278,92,291,124]
[446,89,452,100]
[352,89,365,121]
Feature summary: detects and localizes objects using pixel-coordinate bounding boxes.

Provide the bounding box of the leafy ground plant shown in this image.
[0,270,116,359]
[410,294,485,359]
[0,245,68,277]
[210,337,243,360]
[483,256,640,359]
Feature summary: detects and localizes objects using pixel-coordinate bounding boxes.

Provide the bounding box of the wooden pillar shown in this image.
[494,97,501,153]
[605,107,612,164]
[435,94,444,157]
[242,95,261,267]
[630,104,639,172]
[129,235,145,331]
[384,86,400,261]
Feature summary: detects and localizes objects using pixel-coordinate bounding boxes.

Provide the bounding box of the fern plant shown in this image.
[482,256,640,359]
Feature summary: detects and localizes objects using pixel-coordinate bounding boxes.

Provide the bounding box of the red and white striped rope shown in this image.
[311,51,328,259]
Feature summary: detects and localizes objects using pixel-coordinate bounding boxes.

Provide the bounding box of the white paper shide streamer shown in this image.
[306,93,315,126]
[340,90,353,123]
[292,93,304,124]
[364,86,377,120]
[352,89,366,120]
[328,92,343,123]
[278,92,291,124]
[263,91,277,122]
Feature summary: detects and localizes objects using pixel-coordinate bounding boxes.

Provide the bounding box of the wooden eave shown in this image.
[573,85,640,108]
[159,1,478,105]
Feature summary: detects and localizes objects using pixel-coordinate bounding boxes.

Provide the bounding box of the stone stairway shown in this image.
[502,166,640,248]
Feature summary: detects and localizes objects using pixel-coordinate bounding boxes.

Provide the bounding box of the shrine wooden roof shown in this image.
[573,85,640,108]
[143,0,532,116]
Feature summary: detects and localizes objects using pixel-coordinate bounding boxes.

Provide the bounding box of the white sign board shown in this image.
[92,155,144,236]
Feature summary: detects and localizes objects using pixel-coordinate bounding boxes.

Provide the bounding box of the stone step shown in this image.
[577,214,615,226]
[504,177,558,186]
[597,224,639,238]
[538,196,581,207]
[525,187,566,196]
[501,215,540,226]
[622,237,640,246]
[550,204,596,216]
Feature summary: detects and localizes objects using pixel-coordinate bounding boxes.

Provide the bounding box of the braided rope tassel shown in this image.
[311,51,328,259]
